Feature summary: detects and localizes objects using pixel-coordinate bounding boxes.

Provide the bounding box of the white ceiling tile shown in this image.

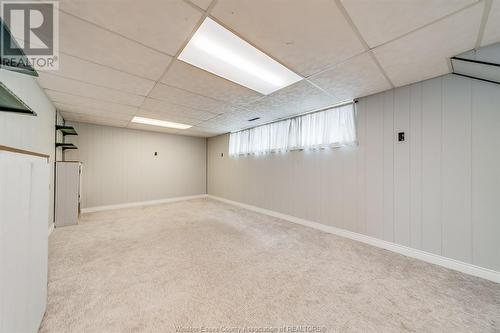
[211,0,365,76]
[161,60,262,106]
[55,103,132,122]
[55,103,134,121]
[47,90,138,115]
[83,118,129,127]
[59,0,202,55]
[40,53,155,96]
[341,0,477,48]
[242,80,339,120]
[373,3,483,87]
[200,109,266,132]
[37,72,145,107]
[148,83,236,114]
[309,53,391,100]
[58,12,172,80]
[188,0,213,10]
[196,114,234,130]
[481,0,500,46]
[59,111,131,127]
[141,98,216,121]
[179,126,224,137]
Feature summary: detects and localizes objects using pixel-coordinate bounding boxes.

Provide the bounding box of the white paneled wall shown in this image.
[207,74,500,272]
[0,69,56,226]
[64,123,207,209]
[0,151,49,332]
[0,70,55,153]
[471,81,500,270]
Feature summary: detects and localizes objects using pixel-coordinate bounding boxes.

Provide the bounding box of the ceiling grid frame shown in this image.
[181,0,334,105]
[372,1,485,87]
[127,0,222,133]
[366,0,484,50]
[38,71,150,98]
[59,9,177,58]
[183,0,348,129]
[206,1,360,100]
[475,0,493,48]
[44,88,143,109]
[30,0,499,137]
[333,0,395,89]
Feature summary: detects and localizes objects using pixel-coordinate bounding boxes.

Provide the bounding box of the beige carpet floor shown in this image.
[40,198,500,333]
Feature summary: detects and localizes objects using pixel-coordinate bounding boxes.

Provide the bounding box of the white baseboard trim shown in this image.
[208,195,500,284]
[81,194,208,213]
[48,222,54,236]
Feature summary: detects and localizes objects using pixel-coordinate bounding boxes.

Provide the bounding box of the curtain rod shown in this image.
[232,99,356,133]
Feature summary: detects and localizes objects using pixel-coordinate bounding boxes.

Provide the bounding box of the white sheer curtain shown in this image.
[229,103,356,155]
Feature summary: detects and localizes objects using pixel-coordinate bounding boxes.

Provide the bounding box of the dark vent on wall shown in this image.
[248,117,260,122]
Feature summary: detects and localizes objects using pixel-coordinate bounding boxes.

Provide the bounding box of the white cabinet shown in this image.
[0,147,49,333]
[55,162,82,227]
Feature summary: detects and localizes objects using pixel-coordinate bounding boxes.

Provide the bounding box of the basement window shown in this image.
[229,103,356,155]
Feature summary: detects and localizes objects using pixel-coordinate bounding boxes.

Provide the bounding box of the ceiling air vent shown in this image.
[248,117,260,122]
[451,42,500,85]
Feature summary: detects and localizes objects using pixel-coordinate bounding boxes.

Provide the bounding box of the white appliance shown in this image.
[55,161,82,227]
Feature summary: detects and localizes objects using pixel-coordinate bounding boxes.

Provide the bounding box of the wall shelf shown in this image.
[56,125,78,136]
[56,143,77,150]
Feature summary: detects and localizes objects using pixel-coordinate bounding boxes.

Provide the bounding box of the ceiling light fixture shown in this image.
[132,116,192,129]
[178,18,302,95]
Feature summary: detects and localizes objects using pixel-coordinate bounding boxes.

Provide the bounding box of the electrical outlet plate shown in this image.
[395,130,407,143]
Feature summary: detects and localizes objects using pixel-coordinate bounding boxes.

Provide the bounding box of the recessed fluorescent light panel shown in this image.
[132,116,192,129]
[178,18,302,95]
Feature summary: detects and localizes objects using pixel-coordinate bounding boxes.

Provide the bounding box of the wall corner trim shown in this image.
[81,194,209,213]
[207,195,500,284]
[48,222,54,236]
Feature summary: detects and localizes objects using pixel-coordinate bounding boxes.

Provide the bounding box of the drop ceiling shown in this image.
[31,0,499,137]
